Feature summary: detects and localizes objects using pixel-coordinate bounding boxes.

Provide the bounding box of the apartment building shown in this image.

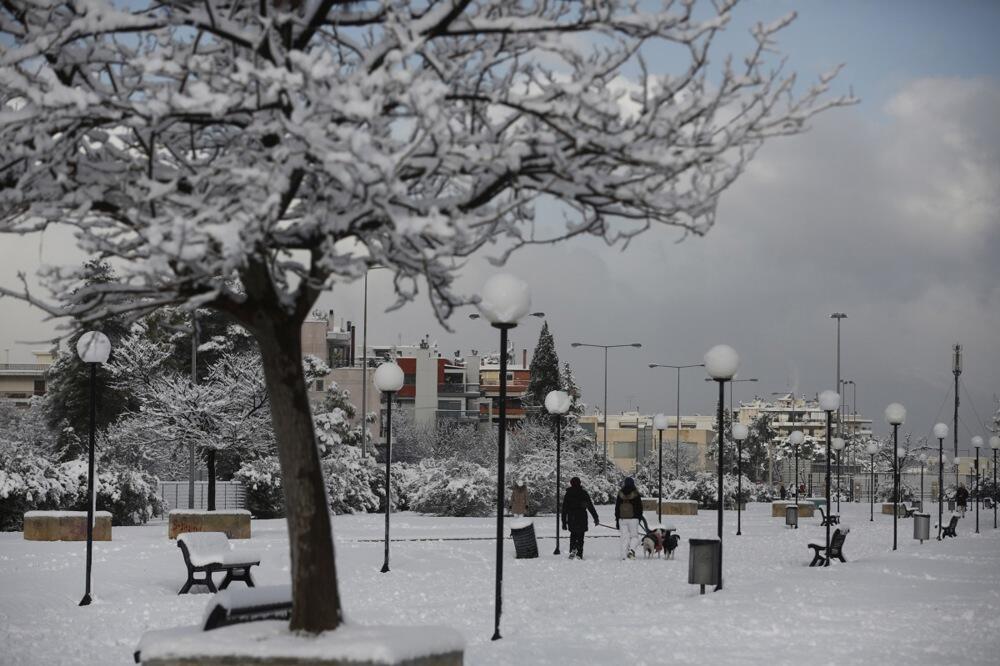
[578,412,717,474]
[737,393,873,442]
[0,350,54,407]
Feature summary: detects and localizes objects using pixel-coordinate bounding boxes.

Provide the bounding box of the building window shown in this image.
[33,380,46,395]
[314,379,324,392]
[404,373,416,385]
[613,442,636,459]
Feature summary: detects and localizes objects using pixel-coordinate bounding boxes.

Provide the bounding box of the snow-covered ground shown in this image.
[2,503,999,665]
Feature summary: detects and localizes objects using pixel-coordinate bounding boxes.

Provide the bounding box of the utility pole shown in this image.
[831,313,847,438]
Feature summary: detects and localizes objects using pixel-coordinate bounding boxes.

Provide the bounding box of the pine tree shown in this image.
[561,362,585,419]
[525,322,561,412]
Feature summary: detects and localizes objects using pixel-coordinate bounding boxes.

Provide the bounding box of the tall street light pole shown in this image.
[830,313,847,439]
[885,403,906,552]
[934,423,948,539]
[732,423,749,535]
[832,437,845,512]
[819,390,840,565]
[789,430,805,510]
[991,436,1000,530]
[705,345,740,590]
[475,274,533,642]
[374,362,404,573]
[572,341,642,472]
[76,331,112,606]
[649,363,704,481]
[866,440,878,522]
[189,311,198,508]
[953,344,962,487]
[972,436,983,534]
[545,391,571,555]
[653,414,669,523]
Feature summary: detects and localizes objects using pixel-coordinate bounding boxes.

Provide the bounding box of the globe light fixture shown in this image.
[866,440,879,521]
[374,362,405,574]
[653,413,670,431]
[935,421,951,536]
[652,412,670,523]
[76,330,112,607]
[789,430,805,506]
[819,391,840,562]
[477,273,531,326]
[476,274,532,641]
[703,344,740,588]
[884,402,905,550]
[832,437,845,451]
[546,390,571,554]
[884,403,906,426]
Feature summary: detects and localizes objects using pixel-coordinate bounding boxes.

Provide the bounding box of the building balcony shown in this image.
[0,364,48,375]
[438,383,480,397]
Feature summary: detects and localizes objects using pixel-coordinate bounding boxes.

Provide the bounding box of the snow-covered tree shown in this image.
[524,322,560,412]
[561,362,585,420]
[0,0,852,631]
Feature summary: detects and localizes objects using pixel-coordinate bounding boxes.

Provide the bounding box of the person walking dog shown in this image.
[615,477,644,560]
[561,477,599,559]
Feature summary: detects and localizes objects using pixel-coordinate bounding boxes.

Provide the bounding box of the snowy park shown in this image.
[3,503,999,666]
[3,0,1000,664]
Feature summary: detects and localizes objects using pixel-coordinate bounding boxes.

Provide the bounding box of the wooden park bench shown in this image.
[818,507,840,527]
[177,532,261,594]
[941,514,960,538]
[808,528,849,567]
[901,503,919,518]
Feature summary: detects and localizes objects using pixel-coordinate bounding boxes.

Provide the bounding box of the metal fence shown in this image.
[156,481,246,516]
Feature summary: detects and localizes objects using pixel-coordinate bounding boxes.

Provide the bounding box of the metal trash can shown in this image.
[688,538,721,594]
[785,504,799,529]
[510,520,538,559]
[913,513,930,544]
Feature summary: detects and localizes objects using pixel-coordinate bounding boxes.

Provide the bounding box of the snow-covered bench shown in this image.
[177,532,261,594]
[941,514,960,538]
[808,527,849,567]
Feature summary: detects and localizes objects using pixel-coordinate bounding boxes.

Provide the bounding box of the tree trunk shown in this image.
[256,321,342,632]
[206,449,216,511]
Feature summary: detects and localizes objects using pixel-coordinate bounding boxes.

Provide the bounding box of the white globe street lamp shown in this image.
[546,390,571,555]
[477,274,531,641]
[653,413,670,524]
[732,423,749,536]
[703,345,740,589]
[971,436,984,534]
[832,437,845,512]
[933,422,949,539]
[819,391,841,564]
[991,436,1000,530]
[884,403,905,551]
[866,440,879,521]
[76,330,111,607]
[789,430,805,506]
[373,362,405,574]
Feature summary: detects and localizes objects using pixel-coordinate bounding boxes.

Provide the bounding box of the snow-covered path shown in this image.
[2,503,999,665]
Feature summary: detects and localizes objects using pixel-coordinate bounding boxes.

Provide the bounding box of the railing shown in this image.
[436,409,483,420]
[438,383,479,395]
[156,480,246,516]
[0,363,49,373]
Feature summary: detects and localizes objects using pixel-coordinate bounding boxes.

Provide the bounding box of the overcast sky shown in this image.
[2,1,998,452]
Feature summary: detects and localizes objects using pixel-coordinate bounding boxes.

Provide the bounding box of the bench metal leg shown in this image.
[178,570,218,594]
[220,567,255,590]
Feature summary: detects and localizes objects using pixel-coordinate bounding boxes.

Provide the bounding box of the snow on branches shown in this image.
[0,0,853,326]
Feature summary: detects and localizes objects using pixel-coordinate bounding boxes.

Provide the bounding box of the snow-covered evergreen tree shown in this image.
[525,322,560,411]
[561,362,585,420]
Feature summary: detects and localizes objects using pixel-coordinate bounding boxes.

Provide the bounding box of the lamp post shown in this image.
[653,413,670,523]
[705,344,739,589]
[866,440,878,522]
[76,331,111,606]
[374,362,404,573]
[918,452,927,510]
[545,390,571,555]
[991,436,999,530]
[789,430,805,506]
[648,363,704,481]
[477,274,532,641]
[733,423,749,536]
[832,437,845,513]
[572,341,642,472]
[819,391,840,565]
[933,423,948,539]
[972,436,983,534]
[884,403,906,551]
[830,313,847,437]
[953,456,962,507]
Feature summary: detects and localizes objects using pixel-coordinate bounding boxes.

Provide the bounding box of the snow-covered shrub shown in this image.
[59,460,164,526]
[876,482,916,503]
[0,447,66,530]
[405,458,496,517]
[235,456,285,518]
[322,446,381,514]
[685,472,753,507]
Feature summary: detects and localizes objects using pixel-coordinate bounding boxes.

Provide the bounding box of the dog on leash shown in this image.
[642,527,680,559]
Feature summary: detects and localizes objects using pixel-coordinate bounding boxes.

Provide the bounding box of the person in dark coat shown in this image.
[956,483,969,515]
[614,477,644,560]
[561,477,599,559]
[779,484,787,500]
